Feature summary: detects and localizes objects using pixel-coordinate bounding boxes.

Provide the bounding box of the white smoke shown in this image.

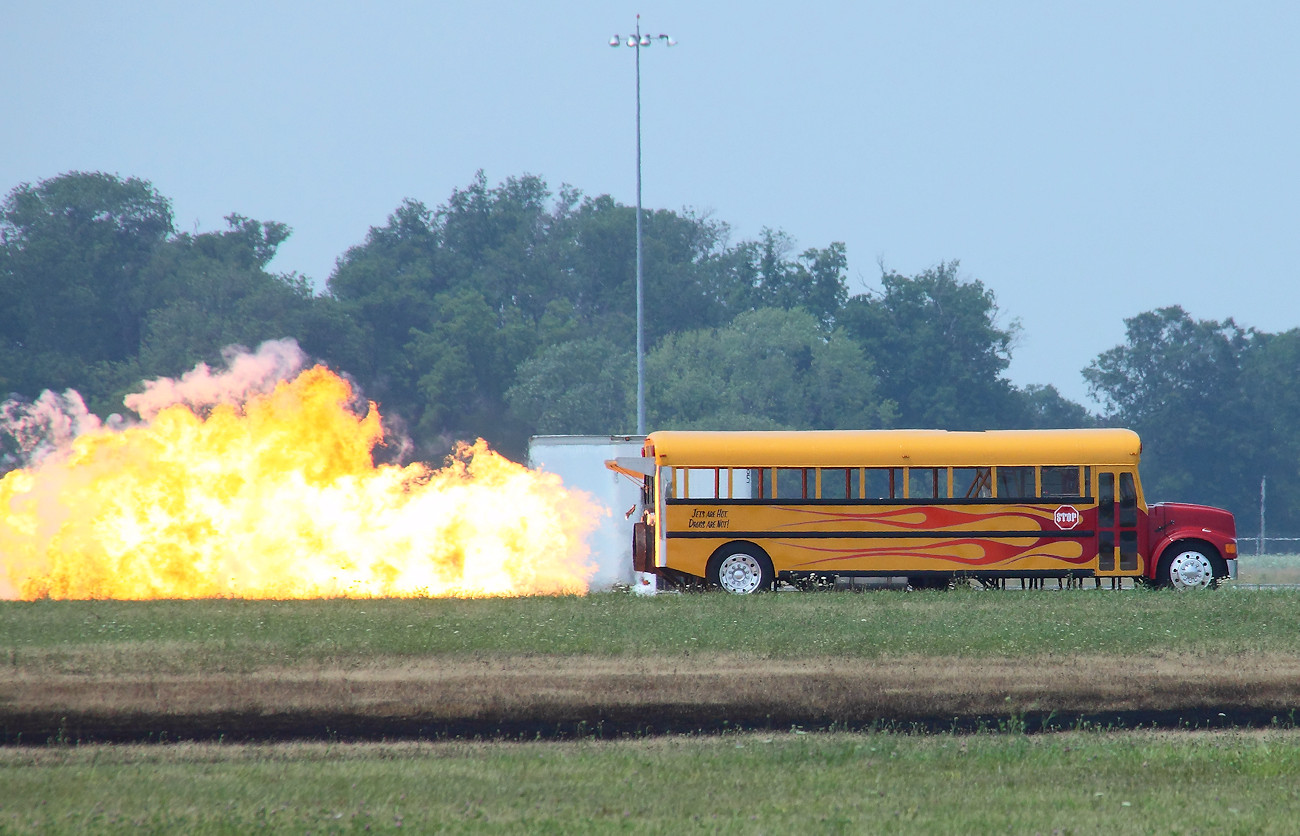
[0,389,103,469]
[124,339,307,421]
[1,339,309,470]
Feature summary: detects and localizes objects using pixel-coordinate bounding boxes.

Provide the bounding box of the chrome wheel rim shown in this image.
[1169,550,1214,590]
[718,553,763,594]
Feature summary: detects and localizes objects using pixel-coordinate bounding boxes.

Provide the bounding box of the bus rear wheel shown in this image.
[708,545,774,595]
[1158,544,1223,590]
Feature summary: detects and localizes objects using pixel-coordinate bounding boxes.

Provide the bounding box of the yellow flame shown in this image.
[0,366,598,599]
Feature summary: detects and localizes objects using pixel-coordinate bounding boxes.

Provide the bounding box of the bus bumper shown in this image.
[1225,558,1237,580]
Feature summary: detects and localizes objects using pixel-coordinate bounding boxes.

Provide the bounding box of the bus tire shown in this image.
[707,544,774,595]
[1157,542,1224,590]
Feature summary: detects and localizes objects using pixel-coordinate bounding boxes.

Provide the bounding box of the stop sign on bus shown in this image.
[1054,505,1081,530]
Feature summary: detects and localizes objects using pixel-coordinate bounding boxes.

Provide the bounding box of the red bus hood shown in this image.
[1148,502,1237,539]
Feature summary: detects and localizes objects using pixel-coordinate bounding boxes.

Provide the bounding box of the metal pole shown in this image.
[610,19,672,436]
[1260,475,1267,557]
[634,16,645,435]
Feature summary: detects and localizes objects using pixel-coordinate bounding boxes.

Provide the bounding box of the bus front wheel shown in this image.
[708,545,774,595]
[1157,544,1223,590]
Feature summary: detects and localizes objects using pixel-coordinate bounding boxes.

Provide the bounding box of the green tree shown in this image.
[506,337,634,435]
[326,173,756,457]
[721,230,849,328]
[73,213,334,416]
[406,286,538,454]
[327,198,442,412]
[558,197,735,342]
[1083,306,1260,523]
[0,172,174,396]
[1016,384,1097,429]
[1239,329,1300,537]
[645,308,893,430]
[135,215,324,369]
[327,174,577,457]
[839,261,1021,429]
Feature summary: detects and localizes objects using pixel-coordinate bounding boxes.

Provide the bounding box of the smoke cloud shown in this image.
[123,339,308,421]
[1,339,309,470]
[0,390,103,469]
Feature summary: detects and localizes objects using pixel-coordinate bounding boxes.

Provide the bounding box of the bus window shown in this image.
[727,467,754,499]
[907,467,946,499]
[1098,472,1115,528]
[818,468,858,500]
[1120,529,1139,571]
[996,466,1035,499]
[1119,472,1137,526]
[672,467,722,499]
[1119,473,1140,569]
[1099,529,1116,571]
[775,468,809,499]
[1041,466,1087,498]
[863,468,902,499]
[954,467,992,498]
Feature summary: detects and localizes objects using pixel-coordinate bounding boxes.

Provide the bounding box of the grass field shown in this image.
[2,584,1299,739]
[4,571,1300,832]
[3,731,1300,834]
[4,579,1300,671]
[1237,552,1300,584]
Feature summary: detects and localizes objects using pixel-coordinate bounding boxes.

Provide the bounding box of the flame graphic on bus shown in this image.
[769,504,1069,533]
[782,537,1092,570]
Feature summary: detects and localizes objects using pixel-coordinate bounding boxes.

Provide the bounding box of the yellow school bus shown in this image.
[609,429,1237,593]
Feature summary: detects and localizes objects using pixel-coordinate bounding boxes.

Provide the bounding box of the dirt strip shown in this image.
[4,653,1300,743]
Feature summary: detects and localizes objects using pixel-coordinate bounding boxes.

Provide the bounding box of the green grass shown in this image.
[1238,552,1300,584]
[3,585,1300,674]
[4,582,1299,832]
[1,730,1297,834]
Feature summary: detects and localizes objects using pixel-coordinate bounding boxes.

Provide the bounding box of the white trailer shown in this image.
[527,435,652,593]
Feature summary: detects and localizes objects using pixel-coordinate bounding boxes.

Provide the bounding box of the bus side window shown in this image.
[906,467,946,499]
[673,468,722,499]
[819,468,857,500]
[1041,466,1084,498]
[727,468,755,499]
[954,467,992,498]
[775,468,808,499]
[996,466,1035,500]
[863,468,902,499]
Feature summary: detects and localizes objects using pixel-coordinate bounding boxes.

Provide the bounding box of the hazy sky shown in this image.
[5,2,1297,408]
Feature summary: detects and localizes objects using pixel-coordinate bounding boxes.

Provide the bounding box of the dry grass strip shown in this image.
[4,652,1299,728]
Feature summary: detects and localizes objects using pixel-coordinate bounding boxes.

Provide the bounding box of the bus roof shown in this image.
[644,429,1142,469]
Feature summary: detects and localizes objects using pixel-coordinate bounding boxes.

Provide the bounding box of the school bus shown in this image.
[608,429,1238,593]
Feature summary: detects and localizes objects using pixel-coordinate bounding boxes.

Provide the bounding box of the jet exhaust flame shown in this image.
[0,341,598,600]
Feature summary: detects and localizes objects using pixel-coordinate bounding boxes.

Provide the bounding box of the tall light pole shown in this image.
[610,17,674,436]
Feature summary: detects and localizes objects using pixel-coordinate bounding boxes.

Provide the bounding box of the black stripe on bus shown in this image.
[668,529,1096,540]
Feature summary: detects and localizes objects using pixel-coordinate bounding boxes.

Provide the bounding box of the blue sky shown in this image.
[5,1,1297,408]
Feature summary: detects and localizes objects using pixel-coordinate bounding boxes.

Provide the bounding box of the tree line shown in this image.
[1,171,1296,536]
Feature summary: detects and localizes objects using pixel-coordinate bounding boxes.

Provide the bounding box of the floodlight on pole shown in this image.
[610,15,674,436]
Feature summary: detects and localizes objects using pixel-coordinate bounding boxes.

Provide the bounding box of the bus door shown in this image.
[1096,471,1141,575]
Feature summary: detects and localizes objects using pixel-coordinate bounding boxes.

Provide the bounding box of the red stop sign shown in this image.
[1054,505,1081,530]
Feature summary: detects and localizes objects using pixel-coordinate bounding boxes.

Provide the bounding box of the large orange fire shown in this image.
[0,342,598,600]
